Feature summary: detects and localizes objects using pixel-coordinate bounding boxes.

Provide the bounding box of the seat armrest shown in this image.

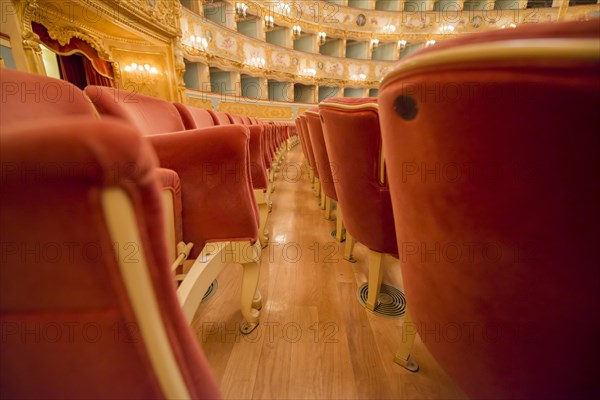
[247,125,268,190]
[147,125,259,257]
[155,168,183,262]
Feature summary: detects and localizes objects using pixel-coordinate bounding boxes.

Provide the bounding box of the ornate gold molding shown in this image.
[186,95,214,109]
[218,101,294,120]
[22,1,117,60]
[19,1,47,74]
[222,1,588,42]
[91,0,181,42]
[181,10,396,87]
[296,107,312,116]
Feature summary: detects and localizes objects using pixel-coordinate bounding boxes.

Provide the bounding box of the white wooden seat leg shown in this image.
[266,182,273,213]
[314,177,321,197]
[223,241,262,334]
[270,168,276,193]
[366,250,384,311]
[324,197,334,220]
[254,189,270,248]
[394,310,419,372]
[177,242,228,323]
[344,232,356,263]
[336,203,346,243]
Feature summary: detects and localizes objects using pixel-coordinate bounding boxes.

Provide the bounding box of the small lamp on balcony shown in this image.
[264,15,275,31]
[318,32,327,45]
[292,25,302,38]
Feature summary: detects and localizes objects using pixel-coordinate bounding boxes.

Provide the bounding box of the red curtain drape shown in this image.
[82,56,112,87]
[32,21,114,87]
[58,54,87,90]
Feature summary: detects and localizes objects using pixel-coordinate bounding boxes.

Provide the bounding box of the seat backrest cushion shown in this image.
[84,86,185,135]
[378,19,600,399]
[0,116,221,399]
[173,103,216,130]
[0,68,97,126]
[319,98,397,254]
[305,110,337,201]
[208,110,232,125]
[228,113,245,125]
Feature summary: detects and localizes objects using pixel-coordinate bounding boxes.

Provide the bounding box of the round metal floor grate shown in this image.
[357,282,406,318]
[201,280,218,303]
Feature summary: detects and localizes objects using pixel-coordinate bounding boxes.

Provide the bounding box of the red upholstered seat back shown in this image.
[0,68,97,124]
[297,116,317,177]
[295,117,309,162]
[0,117,221,399]
[84,86,185,135]
[173,103,216,129]
[247,126,268,190]
[319,98,397,255]
[227,113,244,125]
[208,110,233,125]
[304,109,337,201]
[378,19,600,399]
[207,113,267,190]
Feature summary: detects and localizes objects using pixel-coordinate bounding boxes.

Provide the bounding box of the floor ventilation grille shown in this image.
[201,280,218,303]
[357,282,406,319]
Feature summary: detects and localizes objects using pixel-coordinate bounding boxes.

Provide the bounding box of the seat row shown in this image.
[294,19,600,399]
[0,68,296,398]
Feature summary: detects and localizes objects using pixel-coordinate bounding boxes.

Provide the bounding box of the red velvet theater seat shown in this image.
[301,109,327,210]
[304,108,345,241]
[84,86,263,333]
[270,122,286,172]
[0,69,188,268]
[173,102,216,129]
[208,109,233,126]
[0,68,97,120]
[197,109,271,247]
[297,114,320,197]
[0,116,221,399]
[295,117,310,169]
[234,113,272,242]
[84,86,259,253]
[318,98,398,311]
[378,19,600,399]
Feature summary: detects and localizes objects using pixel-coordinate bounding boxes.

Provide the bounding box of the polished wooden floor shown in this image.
[191,144,465,400]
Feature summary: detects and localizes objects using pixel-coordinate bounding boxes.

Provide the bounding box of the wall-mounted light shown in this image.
[500,23,517,29]
[397,40,407,50]
[124,62,158,75]
[189,35,208,50]
[425,40,436,47]
[122,62,160,94]
[439,25,455,34]
[382,24,396,34]
[351,73,367,81]
[235,2,248,18]
[318,32,327,45]
[292,25,302,38]
[264,15,275,31]
[247,56,266,68]
[370,39,380,49]
[301,67,316,77]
